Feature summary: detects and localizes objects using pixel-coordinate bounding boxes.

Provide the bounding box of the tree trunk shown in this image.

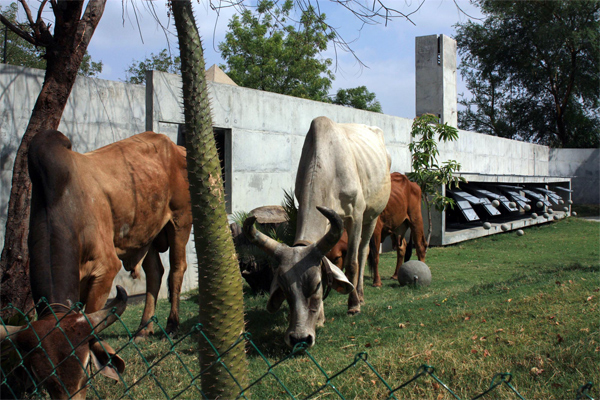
[171,1,247,398]
[0,0,107,319]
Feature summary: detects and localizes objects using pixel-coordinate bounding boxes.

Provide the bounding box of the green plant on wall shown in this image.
[407,114,466,244]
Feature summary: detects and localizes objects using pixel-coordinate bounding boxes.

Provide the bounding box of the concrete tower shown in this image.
[415,34,457,128]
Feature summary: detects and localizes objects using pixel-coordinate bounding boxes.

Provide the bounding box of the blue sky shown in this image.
[3,0,483,119]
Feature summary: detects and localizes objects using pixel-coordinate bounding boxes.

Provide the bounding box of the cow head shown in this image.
[243,207,353,348]
[0,286,128,399]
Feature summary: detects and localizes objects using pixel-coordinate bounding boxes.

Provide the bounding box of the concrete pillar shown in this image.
[415,34,457,128]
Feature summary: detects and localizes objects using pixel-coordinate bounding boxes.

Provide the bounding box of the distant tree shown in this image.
[333,86,382,113]
[455,0,599,148]
[125,49,180,84]
[218,0,335,102]
[0,2,102,76]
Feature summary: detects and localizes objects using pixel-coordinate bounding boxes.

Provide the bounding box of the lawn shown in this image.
[90,216,598,399]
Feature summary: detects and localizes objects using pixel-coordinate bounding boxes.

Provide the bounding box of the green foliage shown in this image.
[0,2,103,77]
[333,86,383,113]
[455,0,600,148]
[407,114,465,213]
[124,49,181,84]
[218,0,335,102]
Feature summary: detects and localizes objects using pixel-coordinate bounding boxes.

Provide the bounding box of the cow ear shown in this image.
[322,257,354,295]
[89,339,125,381]
[266,275,285,313]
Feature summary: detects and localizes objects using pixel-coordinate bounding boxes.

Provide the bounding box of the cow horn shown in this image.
[87,286,128,334]
[315,206,344,255]
[243,216,283,257]
[0,325,25,341]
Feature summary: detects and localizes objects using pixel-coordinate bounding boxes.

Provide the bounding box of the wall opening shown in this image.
[177,125,232,214]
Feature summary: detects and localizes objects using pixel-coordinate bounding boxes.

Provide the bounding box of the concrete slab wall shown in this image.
[549,148,599,204]
[1,65,594,300]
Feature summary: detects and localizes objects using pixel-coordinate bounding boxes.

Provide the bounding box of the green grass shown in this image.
[91,217,599,399]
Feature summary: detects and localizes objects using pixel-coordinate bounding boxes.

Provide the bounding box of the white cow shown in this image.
[244,116,391,348]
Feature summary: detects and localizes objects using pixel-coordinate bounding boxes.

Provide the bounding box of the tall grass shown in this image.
[95,217,599,399]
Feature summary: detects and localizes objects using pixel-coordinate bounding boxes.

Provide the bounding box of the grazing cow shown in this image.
[1,286,128,399]
[327,173,427,286]
[2,130,192,397]
[244,116,391,348]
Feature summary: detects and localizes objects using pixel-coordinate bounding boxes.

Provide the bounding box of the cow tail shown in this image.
[404,236,414,262]
[367,235,378,276]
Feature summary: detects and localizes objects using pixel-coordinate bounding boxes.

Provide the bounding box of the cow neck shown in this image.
[37,302,77,320]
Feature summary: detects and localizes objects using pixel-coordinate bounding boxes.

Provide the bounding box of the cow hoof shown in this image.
[133,334,147,344]
[390,275,398,281]
[347,308,361,316]
[372,281,382,288]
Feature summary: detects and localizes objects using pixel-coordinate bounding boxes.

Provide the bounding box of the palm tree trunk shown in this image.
[170,2,247,398]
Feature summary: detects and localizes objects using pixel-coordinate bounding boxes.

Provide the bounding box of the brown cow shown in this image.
[2,130,192,397]
[327,173,427,286]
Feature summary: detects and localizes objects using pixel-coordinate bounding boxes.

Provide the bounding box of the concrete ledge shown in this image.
[444,211,569,245]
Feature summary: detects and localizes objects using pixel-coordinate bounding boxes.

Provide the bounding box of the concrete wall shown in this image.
[0,65,595,299]
[549,148,599,204]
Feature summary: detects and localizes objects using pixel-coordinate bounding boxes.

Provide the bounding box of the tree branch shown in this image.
[0,14,37,46]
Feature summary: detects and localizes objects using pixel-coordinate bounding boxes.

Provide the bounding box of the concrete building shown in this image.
[1,36,597,298]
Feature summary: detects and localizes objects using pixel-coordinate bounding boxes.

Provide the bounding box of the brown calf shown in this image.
[327,173,427,286]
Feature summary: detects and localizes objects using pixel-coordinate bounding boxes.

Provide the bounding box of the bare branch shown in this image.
[0,13,38,46]
[17,0,36,27]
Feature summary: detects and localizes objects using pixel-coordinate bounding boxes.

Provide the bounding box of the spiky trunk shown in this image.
[170,2,247,398]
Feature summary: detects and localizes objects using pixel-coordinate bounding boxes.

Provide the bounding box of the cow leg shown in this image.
[357,218,378,301]
[165,222,190,337]
[392,236,407,280]
[392,224,410,280]
[408,209,428,262]
[81,254,121,314]
[343,220,362,315]
[135,246,164,341]
[370,220,383,287]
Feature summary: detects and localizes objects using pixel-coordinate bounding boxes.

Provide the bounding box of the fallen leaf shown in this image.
[587,296,594,302]
[387,305,392,309]
[464,316,471,321]
[399,323,406,329]
[594,288,600,292]
[530,367,544,376]
[365,343,372,348]
[481,318,487,323]
[471,335,478,340]
[371,380,377,385]
[483,349,491,357]
[437,394,445,400]
[557,334,564,343]
[495,329,504,333]
[548,316,555,320]
[555,281,562,286]
[507,299,512,302]
[581,328,590,333]
[471,349,478,354]
[432,382,440,390]
[480,336,487,341]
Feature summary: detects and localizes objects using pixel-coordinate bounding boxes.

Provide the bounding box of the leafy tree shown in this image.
[0,2,103,77]
[218,0,335,102]
[407,114,465,244]
[333,85,382,113]
[455,0,599,148]
[125,49,180,84]
[0,0,107,317]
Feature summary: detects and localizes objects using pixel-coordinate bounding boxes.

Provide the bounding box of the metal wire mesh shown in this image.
[1,299,595,400]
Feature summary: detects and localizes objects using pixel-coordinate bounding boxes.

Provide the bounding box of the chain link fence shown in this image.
[1,299,595,399]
